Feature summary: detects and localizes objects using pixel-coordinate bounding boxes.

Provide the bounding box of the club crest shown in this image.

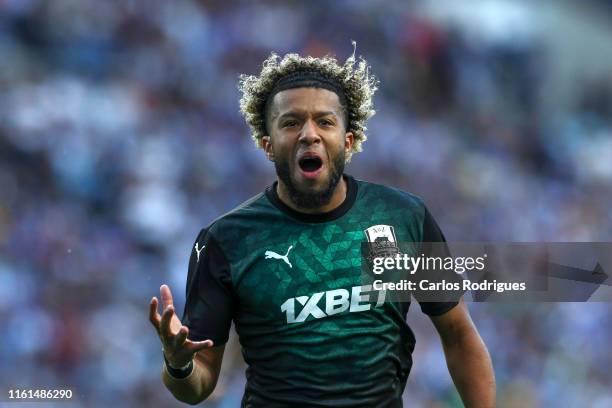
[363,224,399,258]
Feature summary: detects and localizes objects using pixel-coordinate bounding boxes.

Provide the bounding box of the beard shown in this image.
[274,150,345,210]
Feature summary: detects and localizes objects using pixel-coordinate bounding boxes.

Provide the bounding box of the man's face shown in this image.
[263,87,353,209]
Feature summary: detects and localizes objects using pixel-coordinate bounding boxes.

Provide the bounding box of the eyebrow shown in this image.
[275,110,339,122]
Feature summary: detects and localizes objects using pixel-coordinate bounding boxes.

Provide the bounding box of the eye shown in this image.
[282,120,298,128]
[319,119,334,127]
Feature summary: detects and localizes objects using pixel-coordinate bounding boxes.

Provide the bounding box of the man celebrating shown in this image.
[149,48,496,407]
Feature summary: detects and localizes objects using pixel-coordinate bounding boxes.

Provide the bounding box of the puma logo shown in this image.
[195,242,205,262]
[264,245,293,268]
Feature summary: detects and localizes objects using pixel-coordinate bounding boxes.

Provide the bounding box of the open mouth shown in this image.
[298,154,323,173]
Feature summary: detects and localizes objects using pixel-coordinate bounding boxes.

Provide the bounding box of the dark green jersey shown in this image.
[181,175,457,407]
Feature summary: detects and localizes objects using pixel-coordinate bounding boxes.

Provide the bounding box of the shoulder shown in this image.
[201,191,272,240]
[354,177,426,213]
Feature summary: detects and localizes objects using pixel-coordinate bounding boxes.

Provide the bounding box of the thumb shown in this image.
[189,339,214,353]
[160,284,174,309]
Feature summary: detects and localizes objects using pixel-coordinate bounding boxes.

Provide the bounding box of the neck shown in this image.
[276,176,347,214]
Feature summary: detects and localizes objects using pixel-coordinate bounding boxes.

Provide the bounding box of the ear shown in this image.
[261,136,274,161]
[344,132,354,154]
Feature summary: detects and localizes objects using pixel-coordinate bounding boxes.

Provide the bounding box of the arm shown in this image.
[150,285,224,405]
[151,229,234,403]
[430,299,496,408]
[162,345,225,405]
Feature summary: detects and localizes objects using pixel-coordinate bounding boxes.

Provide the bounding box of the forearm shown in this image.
[162,358,217,405]
[442,331,495,408]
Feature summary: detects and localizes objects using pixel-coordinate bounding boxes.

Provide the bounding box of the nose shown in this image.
[298,119,321,145]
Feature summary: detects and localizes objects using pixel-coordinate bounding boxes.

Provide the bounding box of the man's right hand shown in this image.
[149,284,214,368]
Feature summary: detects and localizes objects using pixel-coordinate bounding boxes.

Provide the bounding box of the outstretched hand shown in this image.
[150,284,214,368]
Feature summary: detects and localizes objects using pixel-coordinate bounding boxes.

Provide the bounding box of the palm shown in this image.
[169,313,182,334]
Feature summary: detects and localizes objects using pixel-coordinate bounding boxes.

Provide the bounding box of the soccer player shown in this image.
[149,49,496,407]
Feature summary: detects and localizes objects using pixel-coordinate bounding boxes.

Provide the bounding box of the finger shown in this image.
[185,339,214,353]
[149,297,161,332]
[174,326,189,348]
[160,284,174,309]
[160,305,176,340]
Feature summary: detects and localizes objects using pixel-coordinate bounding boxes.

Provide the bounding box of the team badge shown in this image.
[363,225,399,259]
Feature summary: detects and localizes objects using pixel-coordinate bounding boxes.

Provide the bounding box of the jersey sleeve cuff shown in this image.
[419,301,459,316]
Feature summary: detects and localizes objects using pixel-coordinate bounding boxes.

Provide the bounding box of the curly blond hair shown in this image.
[238,43,378,161]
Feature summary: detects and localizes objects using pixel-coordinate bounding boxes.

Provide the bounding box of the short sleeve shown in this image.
[180,229,234,345]
[415,207,461,316]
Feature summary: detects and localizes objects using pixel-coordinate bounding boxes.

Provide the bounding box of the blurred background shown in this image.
[1,0,612,406]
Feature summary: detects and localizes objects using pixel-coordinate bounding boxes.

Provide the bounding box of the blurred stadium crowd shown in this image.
[1,0,611,407]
